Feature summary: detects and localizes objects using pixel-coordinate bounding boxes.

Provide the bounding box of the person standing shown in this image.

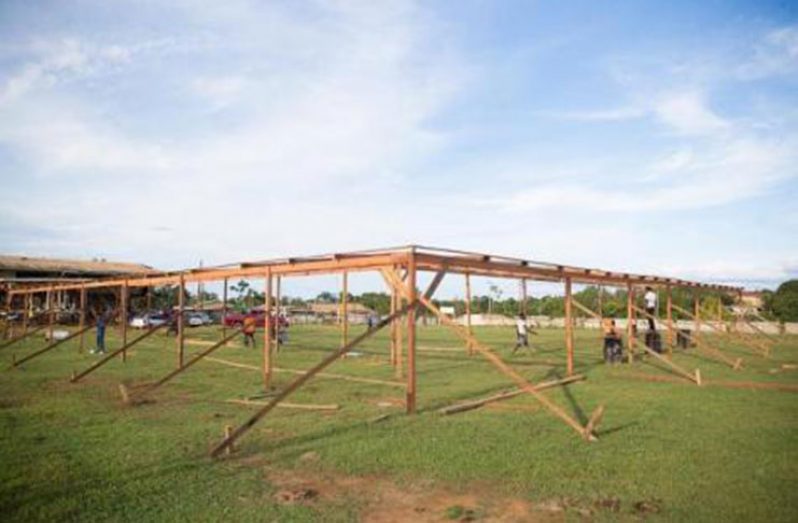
[512,313,532,354]
[242,314,257,348]
[93,310,107,354]
[644,287,658,331]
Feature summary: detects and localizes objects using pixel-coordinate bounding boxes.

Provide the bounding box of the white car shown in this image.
[130,313,169,329]
[186,312,211,327]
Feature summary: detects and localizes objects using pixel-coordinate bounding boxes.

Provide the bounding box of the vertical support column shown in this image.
[693,291,701,341]
[222,277,228,340]
[389,284,397,366]
[22,292,30,336]
[146,285,152,312]
[666,285,674,357]
[465,272,473,355]
[79,284,87,352]
[564,277,574,376]
[47,286,54,341]
[177,275,185,368]
[274,276,282,352]
[716,295,724,332]
[626,282,635,363]
[406,254,417,414]
[263,271,273,389]
[598,285,604,317]
[341,271,348,347]
[4,289,14,340]
[121,280,128,362]
[521,278,528,316]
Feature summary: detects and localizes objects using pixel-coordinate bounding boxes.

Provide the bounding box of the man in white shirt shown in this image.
[644,287,658,331]
[512,313,532,354]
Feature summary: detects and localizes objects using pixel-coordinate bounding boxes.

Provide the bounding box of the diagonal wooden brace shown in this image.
[130,330,242,402]
[10,324,95,369]
[0,325,48,350]
[70,324,167,383]
[210,304,410,458]
[382,269,602,442]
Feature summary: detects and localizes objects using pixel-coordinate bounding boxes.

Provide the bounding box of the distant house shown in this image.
[0,254,155,311]
[288,302,377,324]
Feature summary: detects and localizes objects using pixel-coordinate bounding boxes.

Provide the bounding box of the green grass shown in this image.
[1,323,796,521]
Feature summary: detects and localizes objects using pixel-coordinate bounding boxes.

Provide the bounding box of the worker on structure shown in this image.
[512,313,533,354]
[242,314,257,348]
[643,286,658,331]
[602,315,623,363]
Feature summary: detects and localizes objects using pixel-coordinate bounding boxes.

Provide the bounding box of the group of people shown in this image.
[510,286,661,364]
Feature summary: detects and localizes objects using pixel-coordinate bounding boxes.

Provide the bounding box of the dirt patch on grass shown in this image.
[266,466,572,522]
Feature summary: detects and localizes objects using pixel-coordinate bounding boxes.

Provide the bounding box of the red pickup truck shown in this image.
[222,311,289,329]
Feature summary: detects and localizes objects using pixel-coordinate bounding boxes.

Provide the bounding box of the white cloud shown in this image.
[653,91,730,136]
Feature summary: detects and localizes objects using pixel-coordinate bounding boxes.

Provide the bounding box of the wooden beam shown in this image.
[671,303,767,358]
[565,277,574,376]
[465,272,473,355]
[0,325,47,350]
[132,330,242,401]
[177,275,185,368]
[79,284,87,353]
[221,277,228,340]
[438,374,586,415]
[383,270,600,441]
[634,305,739,371]
[264,271,273,388]
[666,285,674,357]
[626,283,635,363]
[121,280,128,362]
[70,324,167,383]
[406,254,418,414]
[225,399,340,411]
[10,324,95,369]
[275,276,282,353]
[210,304,409,458]
[341,271,348,347]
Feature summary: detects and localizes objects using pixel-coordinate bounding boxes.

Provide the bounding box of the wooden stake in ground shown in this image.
[406,253,418,414]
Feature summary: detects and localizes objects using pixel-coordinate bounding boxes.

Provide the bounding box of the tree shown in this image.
[772,280,798,322]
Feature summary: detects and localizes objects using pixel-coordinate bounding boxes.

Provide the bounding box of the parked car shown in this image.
[186,312,212,327]
[130,312,170,329]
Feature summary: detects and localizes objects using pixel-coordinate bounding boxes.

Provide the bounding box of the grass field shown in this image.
[1,323,797,522]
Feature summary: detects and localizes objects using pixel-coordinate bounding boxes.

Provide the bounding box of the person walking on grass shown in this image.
[512,313,533,355]
[242,314,257,348]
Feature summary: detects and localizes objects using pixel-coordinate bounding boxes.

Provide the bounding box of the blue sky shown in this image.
[1,0,796,297]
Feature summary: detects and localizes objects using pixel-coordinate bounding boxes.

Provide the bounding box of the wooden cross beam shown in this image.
[9,324,95,369]
[671,303,767,358]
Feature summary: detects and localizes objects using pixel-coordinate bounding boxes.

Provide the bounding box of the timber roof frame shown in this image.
[7,245,741,295]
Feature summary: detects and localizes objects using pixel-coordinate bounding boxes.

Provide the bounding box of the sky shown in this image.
[1,0,797,298]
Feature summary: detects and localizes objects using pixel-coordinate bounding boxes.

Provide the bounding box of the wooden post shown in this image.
[146,286,152,312]
[666,285,674,357]
[716,295,724,332]
[121,281,128,362]
[694,292,701,341]
[521,278,528,316]
[406,254,417,414]
[274,276,282,352]
[222,277,228,340]
[598,285,603,317]
[340,271,348,347]
[264,272,273,389]
[177,275,185,368]
[47,286,54,341]
[20,293,29,336]
[79,284,86,353]
[626,282,635,363]
[2,288,11,340]
[389,285,397,366]
[565,277,574,376]
[465,272,473,355]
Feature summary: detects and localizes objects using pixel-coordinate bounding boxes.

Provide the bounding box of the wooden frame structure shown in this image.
[4,245,743,456]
